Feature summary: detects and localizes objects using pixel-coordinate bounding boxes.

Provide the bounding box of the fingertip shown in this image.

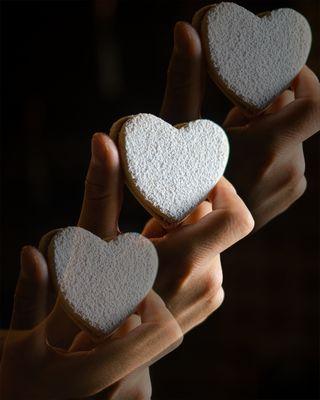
[174,21,201,58]
[20,244,33,258]
[298,65,319,82]
[91,132,106,166]
[208,177,237,201]
[183,201,212,225]
[91,132,120,168]
[20,246,48,282]
[136,291,166,321]
[291,65,320,99]
[223,106,249,129]
[266,90,295,114]
[161,21,204,124]
[142,218,166,238]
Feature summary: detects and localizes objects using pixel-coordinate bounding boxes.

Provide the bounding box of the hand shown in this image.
[223,66,320,229]
[108,114,254,335]
[160,20,320,230]
[69,133,162,400]
[142,177,254,334]
[0,134,182,400]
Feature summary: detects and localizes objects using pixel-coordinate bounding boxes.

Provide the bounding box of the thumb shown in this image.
[160,21,204,125]
[78,132,123,239]
[11,246,51,330]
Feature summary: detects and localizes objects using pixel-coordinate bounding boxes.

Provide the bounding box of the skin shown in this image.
[4,10,317,398]
[76,134,254,399]
[0,134,253,399]
[109,16,320,398]
[0,135,183,400]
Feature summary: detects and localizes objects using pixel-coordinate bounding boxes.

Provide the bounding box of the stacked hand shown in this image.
[0,133,253,399]
[161,21,320,230]
[2,15,318,400]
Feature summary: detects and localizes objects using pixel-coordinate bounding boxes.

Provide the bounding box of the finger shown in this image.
[78,133,123,239]
[224,91,294,130]
[248,66,320,143]
[179,286,225,334]
[293,65,320,99]
[69,315,141,352]
[96,367,152,400]
[161,178,254,259]
[223,106,250,129]
[182,200,212,225]
[53,291,182,398]
[45,298,81,350]
[70,316,151,400]
[10,246,50,330]
[69,330,95,352]
[251,175,307,231]
[111,315,141,339]
[160,21,204,125]
[142,218,167,239]
[143,201,212,240]
[37,230,62,314]
[266,90,295,114]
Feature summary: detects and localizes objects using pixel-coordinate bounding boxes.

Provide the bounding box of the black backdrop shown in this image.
[1,1,319,399]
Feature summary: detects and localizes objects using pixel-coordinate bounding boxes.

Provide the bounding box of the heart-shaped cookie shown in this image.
[194,2,312,113]
[115,113,229,225]
[47,227,158,337]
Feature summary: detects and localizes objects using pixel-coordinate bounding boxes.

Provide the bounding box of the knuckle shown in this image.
[305,98,320,121]
[201,269,223,299]
[288,176,307,202]
[151,312,182,346]
[205,287,225,315]
[224,206,255,238]
[284,163,305,187]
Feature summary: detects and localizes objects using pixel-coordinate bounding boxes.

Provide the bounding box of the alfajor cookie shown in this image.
[193,2,312,113]
[46,227,158,338]
[111,113,229,227]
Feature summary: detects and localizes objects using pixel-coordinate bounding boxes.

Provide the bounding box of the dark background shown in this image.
[1,1,319,399]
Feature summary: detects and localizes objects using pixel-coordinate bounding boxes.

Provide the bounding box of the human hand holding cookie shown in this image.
[108,113,253,333]
[223,65,320,229]
[141,176,254,334]
[0,134,183,400]
[160,3,319,229]
[1,128,251,399]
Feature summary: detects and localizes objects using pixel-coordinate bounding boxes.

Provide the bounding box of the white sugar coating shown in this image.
[50,227,158,335]
[203,2,312,110]
[122,113,229,222]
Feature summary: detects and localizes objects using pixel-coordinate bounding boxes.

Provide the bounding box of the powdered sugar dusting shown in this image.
[50,227,158,335]
[122,113,229,222]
